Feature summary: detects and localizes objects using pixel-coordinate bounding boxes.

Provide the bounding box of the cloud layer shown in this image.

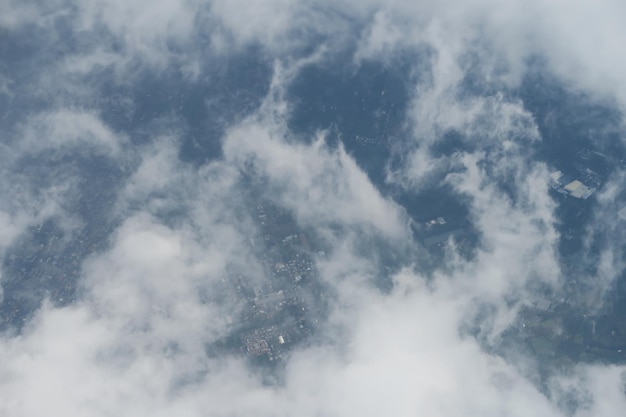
[0,1,625,416]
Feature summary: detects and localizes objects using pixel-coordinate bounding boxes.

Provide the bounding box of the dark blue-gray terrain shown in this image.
[0,1,625,416]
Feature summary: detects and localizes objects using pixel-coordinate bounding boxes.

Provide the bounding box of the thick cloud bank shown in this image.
[0,1,625,416]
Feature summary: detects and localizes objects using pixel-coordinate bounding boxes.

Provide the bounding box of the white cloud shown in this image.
[0,0,625,416]
[209,0,295,49]
[224,124,408,240]
[282,281,565,417]
[16,110,126,158]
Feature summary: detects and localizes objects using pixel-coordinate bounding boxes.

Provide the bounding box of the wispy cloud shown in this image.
[0,1,624,416]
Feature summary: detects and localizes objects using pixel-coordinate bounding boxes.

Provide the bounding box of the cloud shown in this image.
[0,0,625,416]
[224,124,408,241]
[16,110,126,157]
[282,280,565,417]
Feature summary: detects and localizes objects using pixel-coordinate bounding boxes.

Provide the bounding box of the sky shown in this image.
[0,1,626,416]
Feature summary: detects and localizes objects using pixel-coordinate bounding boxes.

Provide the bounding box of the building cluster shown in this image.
[241,326,288,360]
[412,216,469,251]
[515,299,626,364]
[550,171,596,199]
[549,147,609,200]
[271,250,316,284]
[212,200,324,364]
